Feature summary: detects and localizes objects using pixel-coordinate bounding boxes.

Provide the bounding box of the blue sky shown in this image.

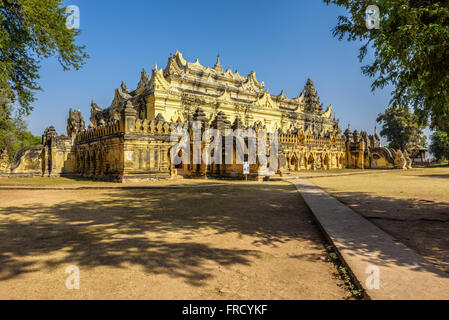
[29,0,397,141]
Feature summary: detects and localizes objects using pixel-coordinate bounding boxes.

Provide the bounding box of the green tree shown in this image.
[323,0,449,132]
[0,1,87,161]
[1,0,88,116]
[429,130,449,161]
[0,97,41,162]
[376,106,427,153]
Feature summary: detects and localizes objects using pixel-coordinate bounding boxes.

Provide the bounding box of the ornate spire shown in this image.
[121,80,130,93]
[211,111,231,131]
[232,117,245,130]
[214,54,223,73]
[344,123,352,138]
[174,50,187,66]
[303,78,321,112]
[137,68,150,90]
[192,107,208,123]
[67,108,86,136]
[278,89,286,99]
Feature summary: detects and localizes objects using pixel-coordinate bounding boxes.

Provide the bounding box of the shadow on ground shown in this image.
[0,183,324,286]
[322,187,449,275]
[417,174,449,179]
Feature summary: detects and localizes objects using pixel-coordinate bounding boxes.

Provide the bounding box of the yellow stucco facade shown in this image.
[0,51,411,181]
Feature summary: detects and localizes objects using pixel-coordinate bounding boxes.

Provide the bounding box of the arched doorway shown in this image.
[307,153,315,170]
[323,153,330,170]
[339,154,345,169]
[290,153,299,171]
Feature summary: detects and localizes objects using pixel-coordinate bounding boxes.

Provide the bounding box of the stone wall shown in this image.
[9,145,43,176]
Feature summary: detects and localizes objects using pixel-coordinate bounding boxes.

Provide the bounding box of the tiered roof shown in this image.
[90,51,334,123]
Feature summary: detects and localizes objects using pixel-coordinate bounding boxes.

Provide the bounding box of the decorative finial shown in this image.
[121,80,127,91]
[214,54,223,72]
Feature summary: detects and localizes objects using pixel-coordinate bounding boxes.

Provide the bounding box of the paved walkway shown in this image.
[293,179,449,300]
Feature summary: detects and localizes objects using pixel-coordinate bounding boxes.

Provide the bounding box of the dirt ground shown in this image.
[310,167,449,275]
[0,181,351,300]
[0,176,227,187]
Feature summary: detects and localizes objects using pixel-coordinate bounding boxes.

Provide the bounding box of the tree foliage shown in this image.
[0,0,88,116]
[429,130,449,161]
[324,0,449,132]
[0,98,41,161]
[376,105,427,153]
